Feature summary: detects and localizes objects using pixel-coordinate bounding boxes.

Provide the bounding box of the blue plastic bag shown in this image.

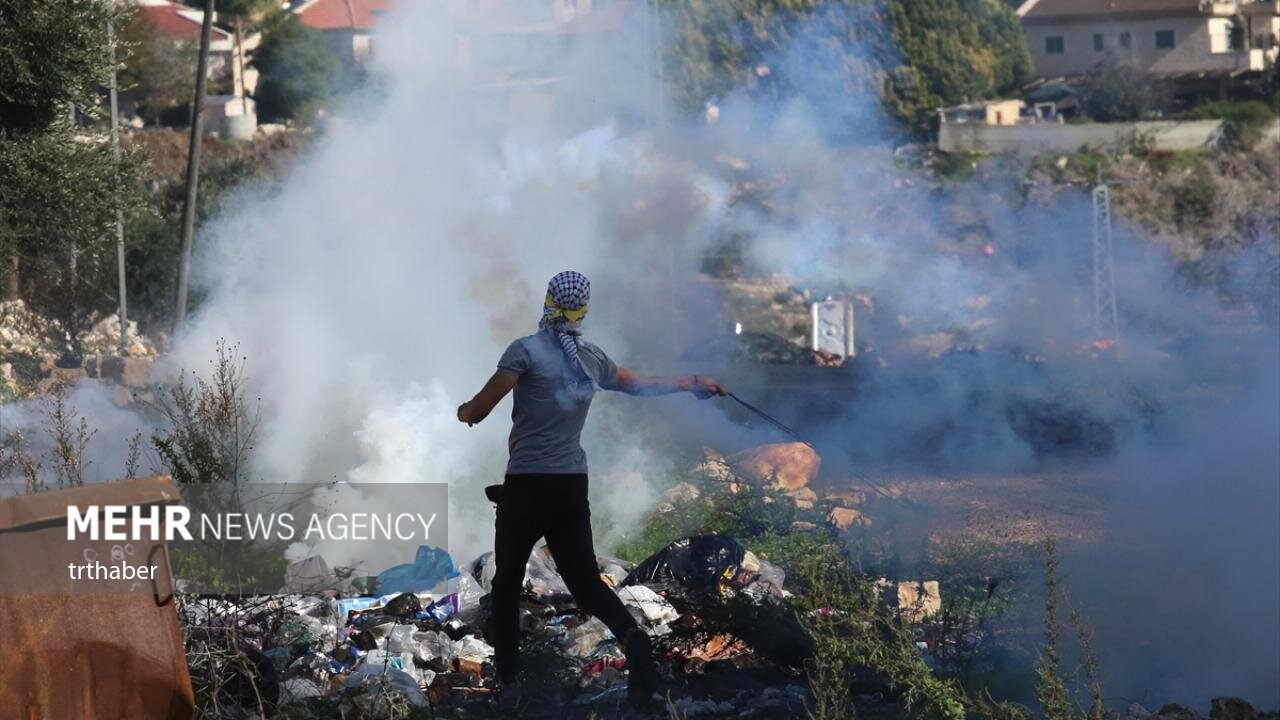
[376,545,458,594]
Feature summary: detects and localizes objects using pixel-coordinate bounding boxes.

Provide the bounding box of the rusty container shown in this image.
[0,476,195,720]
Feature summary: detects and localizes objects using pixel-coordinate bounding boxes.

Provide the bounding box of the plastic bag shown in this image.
[622,535,746,594]
[617,585,680,624]
[342,664,429,710]
[377,545,458,594]
[525,546,570,596]
[455,574,485,614]
[383,592,423,618]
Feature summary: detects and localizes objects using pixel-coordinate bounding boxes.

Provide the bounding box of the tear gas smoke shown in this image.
[1,0,1275,706]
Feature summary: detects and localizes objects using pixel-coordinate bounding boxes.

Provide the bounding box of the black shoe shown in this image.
[624,629,659,706]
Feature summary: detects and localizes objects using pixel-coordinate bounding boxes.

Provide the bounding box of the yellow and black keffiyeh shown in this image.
[539,270,594,388]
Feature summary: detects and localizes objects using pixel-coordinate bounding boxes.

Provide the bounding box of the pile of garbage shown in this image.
[180,535,811,718]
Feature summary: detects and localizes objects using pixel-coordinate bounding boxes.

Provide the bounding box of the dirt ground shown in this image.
[819,468,1112,574]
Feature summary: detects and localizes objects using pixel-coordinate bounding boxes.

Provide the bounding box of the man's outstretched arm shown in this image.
[457,371,518,425]
[604,367,728,398]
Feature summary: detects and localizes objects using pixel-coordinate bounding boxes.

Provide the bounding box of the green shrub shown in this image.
[1079,60,1169,122]
[1180,100,1276,150]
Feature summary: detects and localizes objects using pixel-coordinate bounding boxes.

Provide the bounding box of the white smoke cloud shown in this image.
[1,0,1274,706]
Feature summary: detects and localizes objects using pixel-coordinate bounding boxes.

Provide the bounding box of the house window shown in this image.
[1093,33,1105,51]
[1155,30,1176,49]
[1045,36,1065,54]
[1119,31,1132,49]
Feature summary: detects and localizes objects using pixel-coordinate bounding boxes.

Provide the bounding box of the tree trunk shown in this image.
[5,255,18,300]
[235,18,249,115]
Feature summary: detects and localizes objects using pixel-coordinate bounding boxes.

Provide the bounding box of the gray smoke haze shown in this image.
[1,0,1275,707]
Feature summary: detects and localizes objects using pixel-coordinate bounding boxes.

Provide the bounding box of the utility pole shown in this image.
[1091,183,1120,342]
[175,0,216,332]
[108,14,129,355]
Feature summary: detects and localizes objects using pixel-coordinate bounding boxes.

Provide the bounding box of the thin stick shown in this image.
[728,392,814,450]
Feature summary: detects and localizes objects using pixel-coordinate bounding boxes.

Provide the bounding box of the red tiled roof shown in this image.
[296,0,393,30]
[1020,0,1205,21]
[138,2,232,42]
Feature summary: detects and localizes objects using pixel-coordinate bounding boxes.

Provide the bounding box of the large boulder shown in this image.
[876,579,941,620]
[1210,698,1258,720]
[829,507,869,530]
[728,442,820,491]
[99,356,155,387]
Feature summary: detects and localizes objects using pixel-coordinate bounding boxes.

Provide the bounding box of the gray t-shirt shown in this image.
[496,330,618,475]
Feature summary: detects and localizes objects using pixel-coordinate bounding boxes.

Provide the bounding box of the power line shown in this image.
[1091,183,1120,342]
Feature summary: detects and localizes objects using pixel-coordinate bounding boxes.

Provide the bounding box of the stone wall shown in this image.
[938,118,1280,154]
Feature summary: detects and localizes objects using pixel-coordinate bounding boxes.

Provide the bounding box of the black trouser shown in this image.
[490,473,640,682]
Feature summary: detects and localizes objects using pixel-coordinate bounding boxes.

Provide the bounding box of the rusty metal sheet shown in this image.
[0,476,195,720]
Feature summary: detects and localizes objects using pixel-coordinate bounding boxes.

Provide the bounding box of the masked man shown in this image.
[457,270,727,707]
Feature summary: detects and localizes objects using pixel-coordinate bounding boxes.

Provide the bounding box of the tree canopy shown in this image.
[0,0,144,351]
[657,0,1033,136]
[250,14,341,123]
[881,0,1033,132]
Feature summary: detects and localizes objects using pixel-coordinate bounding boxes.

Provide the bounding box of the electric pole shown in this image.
[108,14,128,355]
[175,0,216,333]
[1091,183,1120,342]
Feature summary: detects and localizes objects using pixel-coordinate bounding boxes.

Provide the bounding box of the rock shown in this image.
[877,579,941,620]
[728,442,820,491]
[664,482,701,504]
[46,366,87,388]
[110,385,135,407]
[1211,698,1258,720]
[829,507,868,530]
[785,487,817,508]
[694,448,738,485]
[99,356,154,387]
[789,521,817,532]
[1158,704,1206,720]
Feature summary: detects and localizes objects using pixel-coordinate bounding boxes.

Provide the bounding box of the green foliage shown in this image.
[215,0,281,26]
[0,122,148,352]
[125,155,263,330]
[615,468,968,719]
[119,10,199,125]
[150,340,260,486]
[1031,539,1107,720]
[881,0,1032,134]
[1172,172,1217,232]
[1034,539,1071,720]
[1078,59,1168,122]
[659,0,888,119]
[658,0,1030,136]
[0,0,146,351]
[251,15,340,123]
[0,0,124,129]
[931,150,983,180]
[1181,100,1276,151]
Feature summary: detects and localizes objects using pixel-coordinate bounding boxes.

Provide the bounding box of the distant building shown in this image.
[291,0,658,134]
[293,0,392,65]
[1017,0,1279,99]
[937,99,1030,125]
[134,0,258,98]
[130,0,259,133]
